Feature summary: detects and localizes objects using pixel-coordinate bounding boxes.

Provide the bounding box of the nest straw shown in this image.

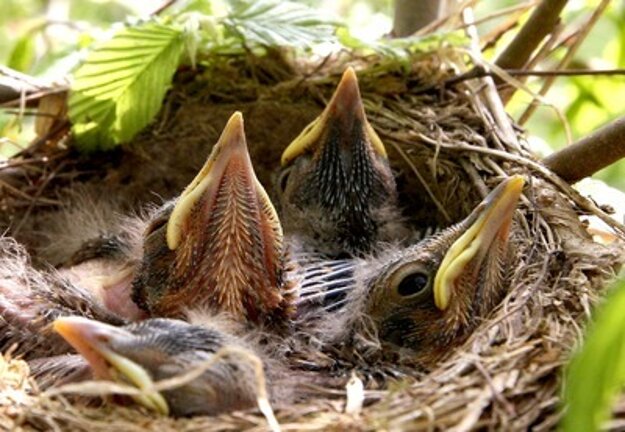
[0,44,624,431]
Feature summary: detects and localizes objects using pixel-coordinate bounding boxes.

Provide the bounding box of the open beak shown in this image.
[433,175,525,310]
[159,111,286,322]
[167,111,281,252]
[280,66,386,167]
[53,316,169,415]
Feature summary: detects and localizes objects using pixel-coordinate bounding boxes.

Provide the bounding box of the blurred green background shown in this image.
[2,0,623,190]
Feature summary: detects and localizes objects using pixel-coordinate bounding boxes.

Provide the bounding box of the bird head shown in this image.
[363,176,525,352]
[131,112,293,326]
[53,316,260,417]
[277,67,400,256]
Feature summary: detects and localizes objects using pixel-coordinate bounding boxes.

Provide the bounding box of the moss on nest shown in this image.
[0,48,624,431]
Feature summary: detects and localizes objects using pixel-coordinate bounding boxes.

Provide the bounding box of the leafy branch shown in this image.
[69,22,184,151]
[223,0,340,48]
[67,0,344,151]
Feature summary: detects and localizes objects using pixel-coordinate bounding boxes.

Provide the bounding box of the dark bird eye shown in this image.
[396,272,429,297]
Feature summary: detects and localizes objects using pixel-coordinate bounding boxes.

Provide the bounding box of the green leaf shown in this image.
[338,27,468,60]
[562,277,625,432]
[69,22,184,151]
[223,0,341,48]
[174,0,216,16]
[7,33,36,72]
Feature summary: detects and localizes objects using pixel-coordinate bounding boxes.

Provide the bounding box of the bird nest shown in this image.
[1,48,624,431]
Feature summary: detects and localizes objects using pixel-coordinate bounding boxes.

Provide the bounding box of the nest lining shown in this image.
[0,49,624,431]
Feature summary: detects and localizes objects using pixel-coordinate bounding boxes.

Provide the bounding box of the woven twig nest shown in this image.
[1,49,624,431]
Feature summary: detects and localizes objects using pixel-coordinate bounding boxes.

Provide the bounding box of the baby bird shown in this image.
[276,67,407,257]
[0,237,127,358]
[0,112,296,359]
[53,315,267,417]
[316,176,525,362]
[131,111,295,326]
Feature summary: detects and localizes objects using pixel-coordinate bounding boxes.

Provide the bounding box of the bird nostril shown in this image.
[95,334,111,344]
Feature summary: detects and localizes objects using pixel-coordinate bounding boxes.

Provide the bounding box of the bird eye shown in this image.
[278,167,292,192]
[389,264,431,299]
[396,272,429,297]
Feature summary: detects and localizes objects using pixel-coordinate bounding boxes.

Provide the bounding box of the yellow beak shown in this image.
[433,175,525,310]
[166,111,282,252]
[53,316,170,415]
[150,111,286,322]
[280,66,386,166]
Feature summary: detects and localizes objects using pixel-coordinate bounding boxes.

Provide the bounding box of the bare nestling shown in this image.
[276,67,408,257]
[314,176,525,363]
[132,112,296,327]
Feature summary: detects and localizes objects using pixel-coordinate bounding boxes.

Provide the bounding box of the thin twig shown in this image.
[12,160,67,236]
[0,137,26,152]
[0,65,50,89]
[387,139,452,223]
[0,179,61,205]
[542,26,581,58]
[472,61,573,145]
[15,119,70,159]
[480,8,527,52]
[462,8,520,151]
[1,87,68,108]
[506,68,625,78]
[460,1,537,32]
[414,67,625,97]
[0,154,63,171]
[500,23,564,104]
[406,132,625,238]
[459,159,488,198]
[518,0,610,126]
[2,110,60,118]
[416,0,476,35]
[151,0,178,16]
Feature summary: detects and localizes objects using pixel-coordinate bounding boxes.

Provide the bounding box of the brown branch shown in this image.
[494,0,568,73]
[543,117,625,184]
[392,0,449,37]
